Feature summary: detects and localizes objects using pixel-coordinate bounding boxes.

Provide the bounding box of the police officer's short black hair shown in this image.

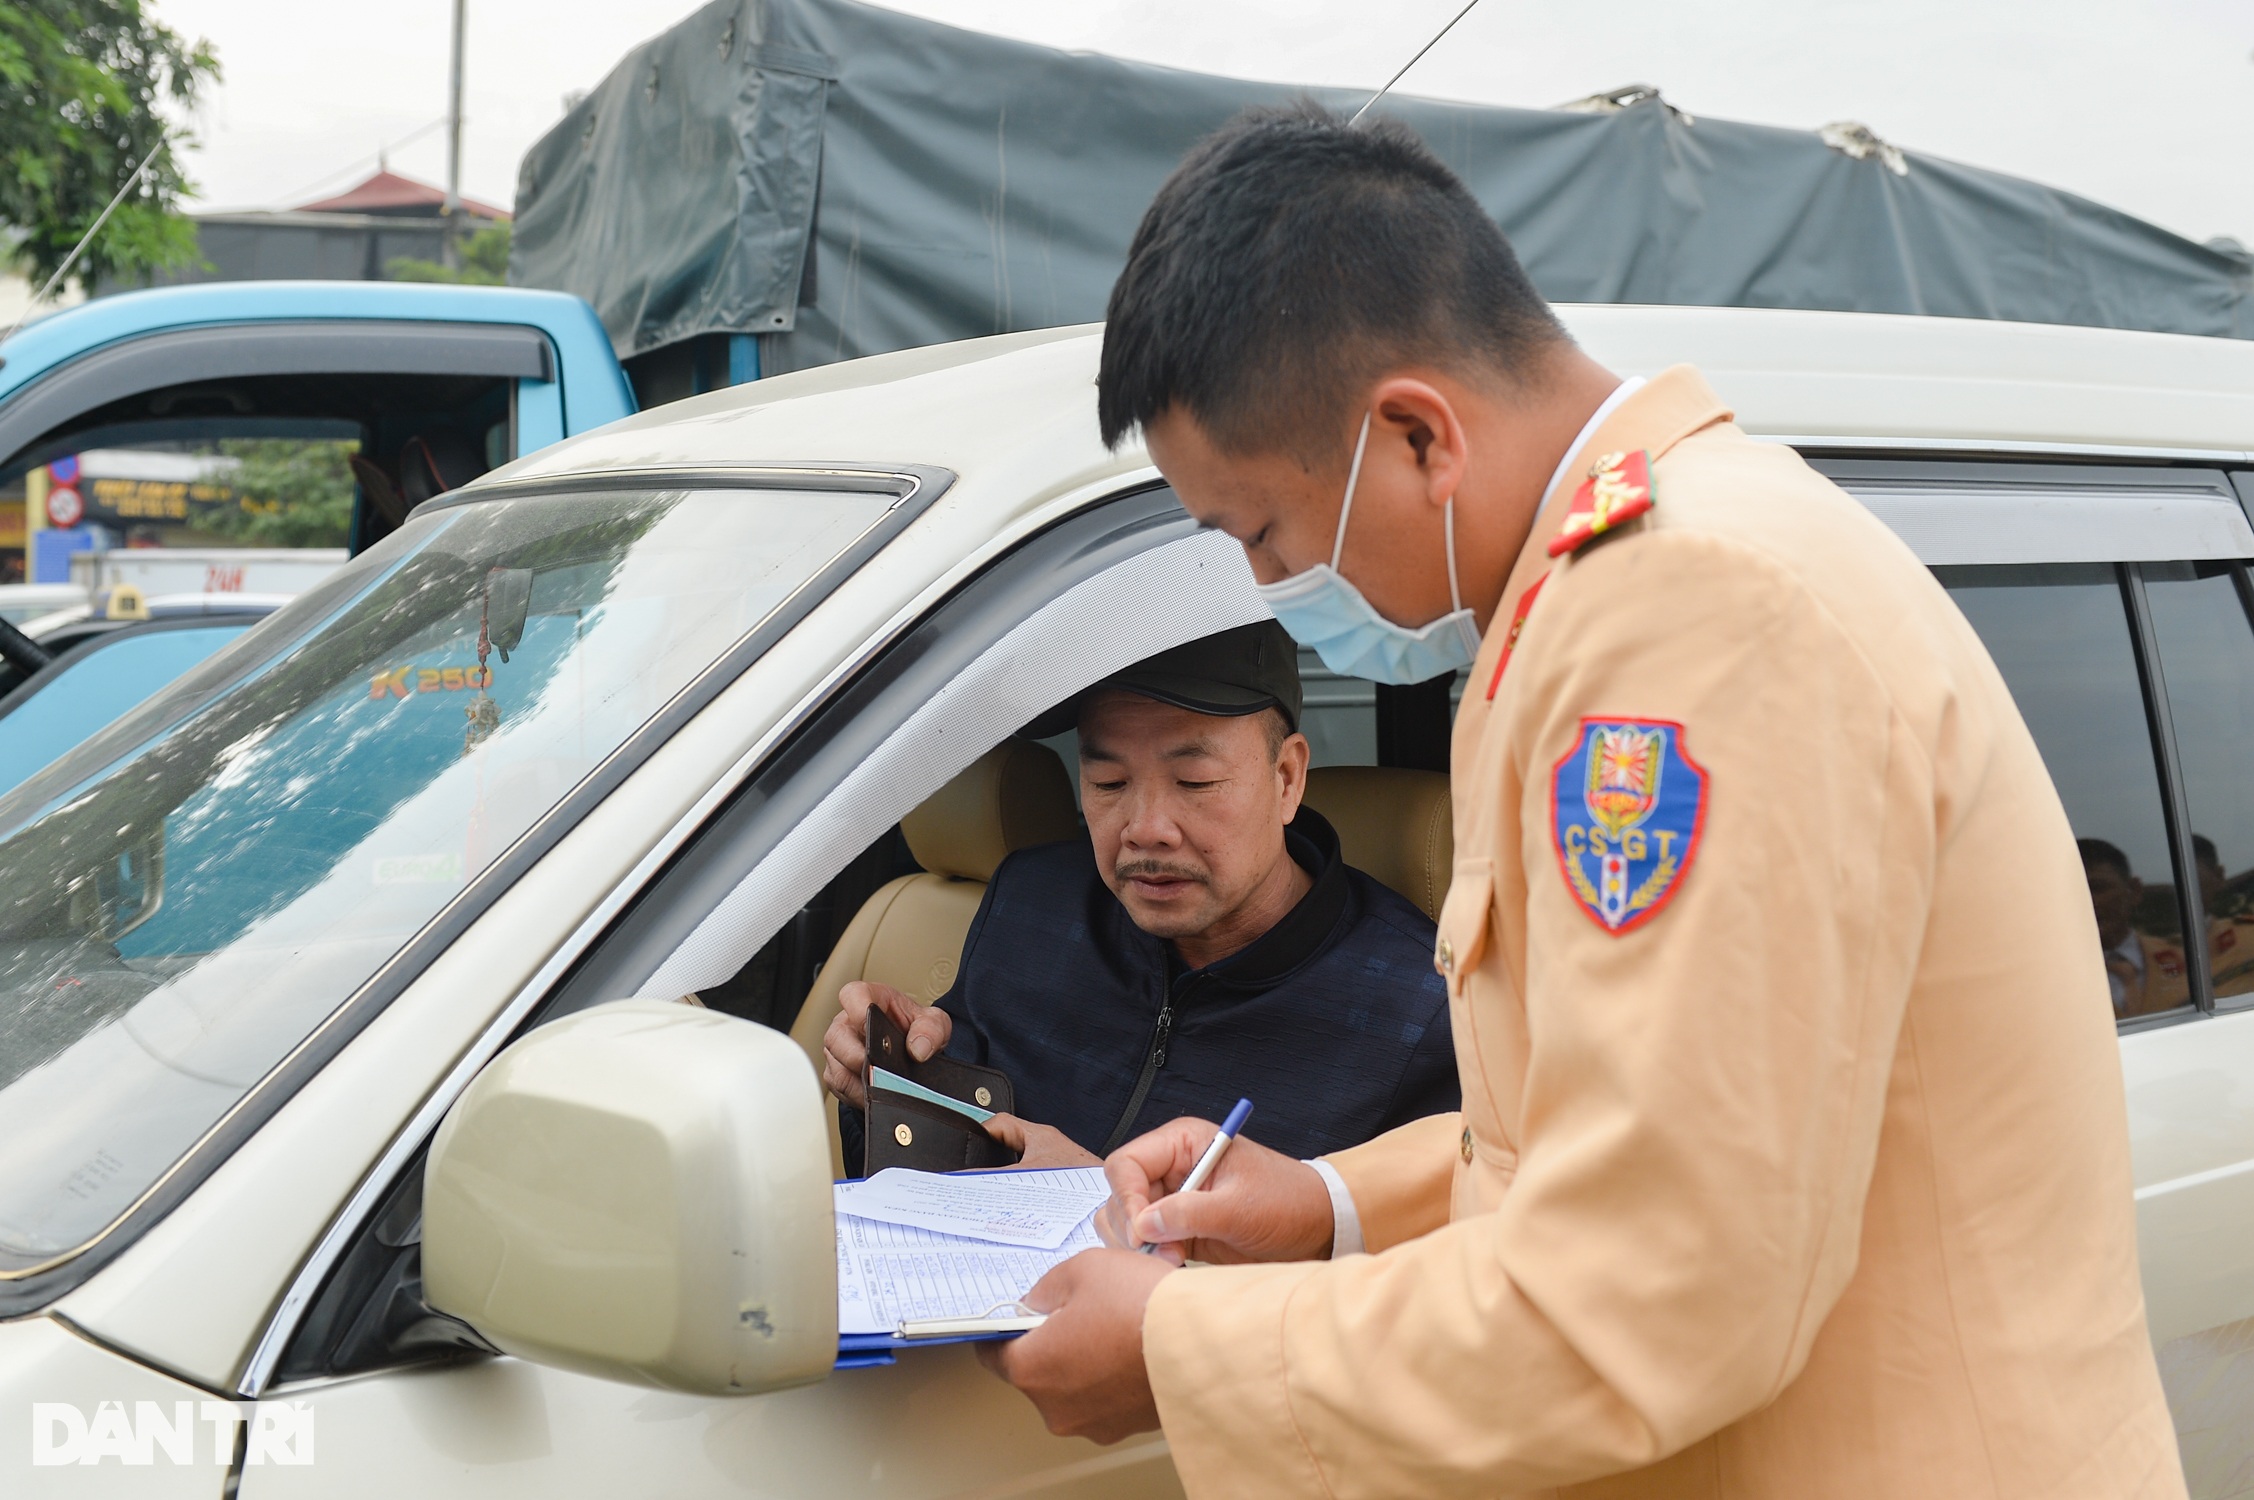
[1098,102,1566,460]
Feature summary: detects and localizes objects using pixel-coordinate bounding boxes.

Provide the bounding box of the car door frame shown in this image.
[243,474,1213,1394]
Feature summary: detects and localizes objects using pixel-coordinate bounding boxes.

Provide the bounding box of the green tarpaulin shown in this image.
[511,0,2254,374]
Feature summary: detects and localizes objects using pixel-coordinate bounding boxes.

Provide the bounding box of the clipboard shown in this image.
[831,1164,1102,1368]
[835,1305,1047,1369]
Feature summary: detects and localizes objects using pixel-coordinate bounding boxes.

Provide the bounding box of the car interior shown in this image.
[0,373,509,558]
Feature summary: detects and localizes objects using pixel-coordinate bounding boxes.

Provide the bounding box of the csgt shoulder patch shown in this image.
[1551,718,1707,935]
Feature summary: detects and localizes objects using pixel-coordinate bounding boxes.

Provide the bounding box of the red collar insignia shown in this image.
[1547,449,1654,558]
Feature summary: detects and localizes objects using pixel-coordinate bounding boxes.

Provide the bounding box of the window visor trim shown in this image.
[0,321,557,481]
[1812,459,2254,567]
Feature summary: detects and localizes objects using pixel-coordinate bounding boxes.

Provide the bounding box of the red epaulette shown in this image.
[1547,449,1655,558]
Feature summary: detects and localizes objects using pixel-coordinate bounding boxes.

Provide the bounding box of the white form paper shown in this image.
[835,1212,1102,1335]
[833,1166,1112,1250]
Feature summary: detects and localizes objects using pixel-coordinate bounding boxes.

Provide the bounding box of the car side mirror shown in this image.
[423,999,837,1395]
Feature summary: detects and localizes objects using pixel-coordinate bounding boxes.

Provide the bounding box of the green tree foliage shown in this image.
[0,1,218,292]
[199,439,357,548]
[387,222,510,286]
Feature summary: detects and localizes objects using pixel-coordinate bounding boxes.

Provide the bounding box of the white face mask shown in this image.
[1254,412,1484,685]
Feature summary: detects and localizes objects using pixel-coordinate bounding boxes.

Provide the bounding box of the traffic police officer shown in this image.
[979,105,2185,1499]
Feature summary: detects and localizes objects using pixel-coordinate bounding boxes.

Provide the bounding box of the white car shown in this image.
[0,584,89,628]
[4,307,2252,1497]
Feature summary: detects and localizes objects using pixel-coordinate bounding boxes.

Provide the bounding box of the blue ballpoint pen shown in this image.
[1136,1097,1254,1255]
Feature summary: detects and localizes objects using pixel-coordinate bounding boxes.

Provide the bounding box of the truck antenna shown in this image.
[2,137,168,348]
[1350,0,1483,126]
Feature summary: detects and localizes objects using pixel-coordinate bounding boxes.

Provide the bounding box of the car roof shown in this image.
[488,307,2254,518]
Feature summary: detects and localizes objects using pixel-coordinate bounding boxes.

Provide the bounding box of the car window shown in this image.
[0,483,893,1273]
[1300,649,1377,766]
[0,625,248,792]
[1936,564,2193,1023]
[2140,561,2254,1005]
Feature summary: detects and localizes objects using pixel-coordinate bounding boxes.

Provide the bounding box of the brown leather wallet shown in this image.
[862,1007,1020,1174]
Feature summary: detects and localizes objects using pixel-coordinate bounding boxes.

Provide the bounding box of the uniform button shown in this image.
[894,1123,914,1147]
[973,1087,993,1108]
[1437,937,1454,973]
[1461,1127,1475,1163]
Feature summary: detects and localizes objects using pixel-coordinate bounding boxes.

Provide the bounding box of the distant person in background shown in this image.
[2080,837,2188,1017]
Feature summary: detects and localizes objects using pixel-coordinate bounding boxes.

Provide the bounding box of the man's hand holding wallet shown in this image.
[821,981,953,1110]
[822,982,1099,1173]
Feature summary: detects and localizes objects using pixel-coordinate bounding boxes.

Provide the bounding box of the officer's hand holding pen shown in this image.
[1097,1114,1339,1266]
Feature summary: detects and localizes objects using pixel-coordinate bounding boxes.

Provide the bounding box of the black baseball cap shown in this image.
[1022,621,1303,739]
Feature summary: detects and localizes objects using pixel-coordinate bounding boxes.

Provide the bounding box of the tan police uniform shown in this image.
[2113,931,2190,1018]
[1140,367,2184,1499]
[2206,917,2254,999]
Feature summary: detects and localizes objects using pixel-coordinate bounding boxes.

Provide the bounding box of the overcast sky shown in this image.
[164,0,2254,249]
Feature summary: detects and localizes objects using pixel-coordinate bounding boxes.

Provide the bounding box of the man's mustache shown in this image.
[1115,859,1207,886]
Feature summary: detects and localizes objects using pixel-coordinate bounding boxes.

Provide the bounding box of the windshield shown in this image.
[0,483,892,1271]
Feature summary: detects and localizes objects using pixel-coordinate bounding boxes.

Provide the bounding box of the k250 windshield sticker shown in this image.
[366,665,494,700]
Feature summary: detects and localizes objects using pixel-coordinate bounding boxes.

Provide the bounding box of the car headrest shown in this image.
[1301,766,1453,921]
[901,740,1081,881]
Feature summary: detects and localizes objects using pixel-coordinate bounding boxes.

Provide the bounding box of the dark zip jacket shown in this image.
[916,807,1459,1161]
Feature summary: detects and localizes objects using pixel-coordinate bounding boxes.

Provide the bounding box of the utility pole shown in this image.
[443,0,467,268]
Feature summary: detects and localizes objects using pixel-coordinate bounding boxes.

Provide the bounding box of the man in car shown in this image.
[820,621,1459,1169]
[980,105,2182,1500]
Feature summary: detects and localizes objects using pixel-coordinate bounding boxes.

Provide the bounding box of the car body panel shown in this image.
[0,1317,222,1494]
[2125,1011,2254,1347]
[490,309,2254,498]
[237,1347,1178,1500]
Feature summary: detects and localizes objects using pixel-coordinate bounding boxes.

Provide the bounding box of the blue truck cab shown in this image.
[0,281,636,556]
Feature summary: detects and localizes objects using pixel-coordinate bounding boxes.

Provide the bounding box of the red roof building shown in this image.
[296,169,509,222]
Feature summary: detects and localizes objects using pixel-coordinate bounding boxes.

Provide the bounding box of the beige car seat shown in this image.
[1301,766,1453,921]
[789,739,1080,1172]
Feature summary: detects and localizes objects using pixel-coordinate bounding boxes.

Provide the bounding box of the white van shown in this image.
[3,307,2251,1497]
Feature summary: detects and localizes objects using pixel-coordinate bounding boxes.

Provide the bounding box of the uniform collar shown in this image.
[1537,375,1644,523]
[1496,364,1734,616]
[1450,367,1734,752]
